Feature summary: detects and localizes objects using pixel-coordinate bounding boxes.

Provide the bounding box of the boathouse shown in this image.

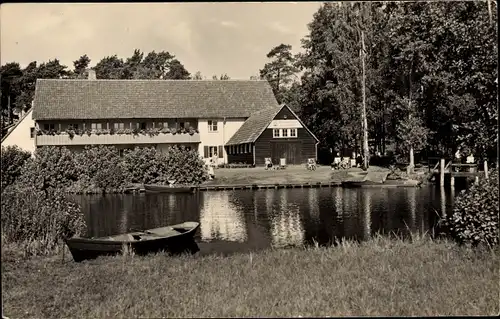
[225,104,319,166]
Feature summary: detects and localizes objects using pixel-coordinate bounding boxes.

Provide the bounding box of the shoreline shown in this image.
[2,236,497,318]
[57,166,435,195]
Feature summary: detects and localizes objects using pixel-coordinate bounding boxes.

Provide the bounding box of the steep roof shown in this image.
[226,105,282,145]
[32,79,279,120]
[227,104,320,145]
[1,109,33,143]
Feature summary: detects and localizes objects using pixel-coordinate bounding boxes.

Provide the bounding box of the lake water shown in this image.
[73,185,464,254]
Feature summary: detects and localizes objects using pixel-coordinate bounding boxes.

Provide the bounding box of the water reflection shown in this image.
[270,190,304,247]
[362,190,371,240]
[76,184,466,253]
[199,192,247,242]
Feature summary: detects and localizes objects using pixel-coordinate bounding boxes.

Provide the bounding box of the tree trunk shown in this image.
[361,31,369,170]
[7,95,11,125]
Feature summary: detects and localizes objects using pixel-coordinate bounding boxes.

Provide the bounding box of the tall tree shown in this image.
[94,55,125,79]
[192,71,203,80]
[72,55,91,78]
[0,62,23,125]
[123,49,144,79]
[165,59,190,80]
[259,44,299,103]
[140,51,175,79]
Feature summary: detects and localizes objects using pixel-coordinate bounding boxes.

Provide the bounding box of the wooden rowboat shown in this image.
[341,180,383,188]
[144,184,195,193]
[64,221,200,262]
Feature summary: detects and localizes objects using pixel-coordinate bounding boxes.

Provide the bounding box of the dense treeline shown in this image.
[1,2,497,164]
[259,1,498,164]
[0,49,202,137]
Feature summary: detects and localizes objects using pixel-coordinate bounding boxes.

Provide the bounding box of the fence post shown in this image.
[440,158,445,186]
[484,161,489,180]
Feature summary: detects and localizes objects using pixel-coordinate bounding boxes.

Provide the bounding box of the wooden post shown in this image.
[450,174,455,187]
[440,158,445,186]
[484,161,489,180]
[475,176,479,185]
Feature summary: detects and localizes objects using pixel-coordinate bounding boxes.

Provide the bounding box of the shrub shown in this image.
[443,169,499,247]
[0,145,31,191]
[16,146,78,192]
[122,146,207,185]
[159,146,208,185]
[73,145,129,193]
[1,186,86,257]
[122,147,162,184]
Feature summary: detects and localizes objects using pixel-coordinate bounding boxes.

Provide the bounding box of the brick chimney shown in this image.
[87,69,96,80]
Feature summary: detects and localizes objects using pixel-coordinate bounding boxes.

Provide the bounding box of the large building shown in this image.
[2,72,318,166]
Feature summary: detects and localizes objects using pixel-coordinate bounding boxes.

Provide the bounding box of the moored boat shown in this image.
[342,180,383,188]
[144,184,196,193]
[64,221,200,262]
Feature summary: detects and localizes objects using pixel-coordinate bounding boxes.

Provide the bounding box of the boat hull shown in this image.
[144,184,195,193]
[65,222,200,262]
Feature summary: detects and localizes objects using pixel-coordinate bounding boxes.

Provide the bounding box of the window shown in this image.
[179,122,185,129]
[273,128,298,139]
[139,122,147,130]
[30,127,35,139]
[68,123,79,130]
[44,124,55,131]
[208,120,218,132]
[91,123,102,130]
[114,123,125,130]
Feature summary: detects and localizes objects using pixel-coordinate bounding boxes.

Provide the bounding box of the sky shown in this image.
[0,2,322,79]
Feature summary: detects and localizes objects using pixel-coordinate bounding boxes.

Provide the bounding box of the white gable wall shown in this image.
[198,118,246,165]
[1,109,36,154]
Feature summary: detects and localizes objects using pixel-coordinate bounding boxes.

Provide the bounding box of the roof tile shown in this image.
[32,79,279,120]
[226,105,283,145]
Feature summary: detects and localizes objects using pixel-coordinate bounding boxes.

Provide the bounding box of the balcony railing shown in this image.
[36,130,200,146]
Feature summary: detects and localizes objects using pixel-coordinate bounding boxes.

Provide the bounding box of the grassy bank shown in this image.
[2,236,498,318]
[205,165,390,186]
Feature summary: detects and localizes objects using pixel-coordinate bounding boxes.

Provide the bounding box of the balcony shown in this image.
[36,131,201,146]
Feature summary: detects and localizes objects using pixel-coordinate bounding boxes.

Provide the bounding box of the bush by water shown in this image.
[0,145,207,256]
[443,169,499,247]
[121,146,207,185]
[0,145,31,190]
[1,186,86,257]
[5,145,208,194]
